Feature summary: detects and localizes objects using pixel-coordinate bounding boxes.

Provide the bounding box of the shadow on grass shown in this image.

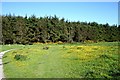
[0,61,11,65]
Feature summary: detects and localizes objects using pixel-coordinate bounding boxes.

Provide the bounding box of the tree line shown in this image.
[1,14,120,44]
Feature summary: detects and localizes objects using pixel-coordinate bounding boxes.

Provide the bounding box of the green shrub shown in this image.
[14,54,27,61]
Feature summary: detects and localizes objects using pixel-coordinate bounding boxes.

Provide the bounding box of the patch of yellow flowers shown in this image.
[62,45,107,61]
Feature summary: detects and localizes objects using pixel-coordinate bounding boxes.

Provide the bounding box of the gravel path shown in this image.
[0,50,12,79]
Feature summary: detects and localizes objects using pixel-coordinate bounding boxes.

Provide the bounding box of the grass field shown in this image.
[2,42,120,78]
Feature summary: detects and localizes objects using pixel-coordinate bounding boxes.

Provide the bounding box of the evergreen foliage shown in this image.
[1,14,119,44]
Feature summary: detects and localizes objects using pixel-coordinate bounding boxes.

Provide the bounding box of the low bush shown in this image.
[14,54,27,61]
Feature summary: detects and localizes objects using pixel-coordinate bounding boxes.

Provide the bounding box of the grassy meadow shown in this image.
[1,42,120,78]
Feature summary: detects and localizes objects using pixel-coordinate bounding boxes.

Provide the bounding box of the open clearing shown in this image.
[1,42,119,78]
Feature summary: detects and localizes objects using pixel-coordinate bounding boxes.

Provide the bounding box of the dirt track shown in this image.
[0,50,12,79]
